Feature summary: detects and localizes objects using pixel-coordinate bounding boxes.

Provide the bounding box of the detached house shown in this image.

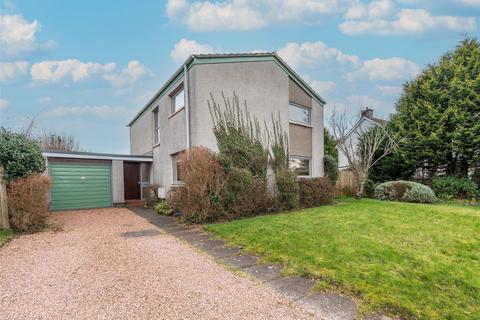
[128,53,326,197]
[43,53,326,210]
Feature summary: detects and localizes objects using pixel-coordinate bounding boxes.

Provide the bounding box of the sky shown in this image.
[0,0,479,153]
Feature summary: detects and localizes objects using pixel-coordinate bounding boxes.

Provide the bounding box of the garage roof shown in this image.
[43,150,153,162]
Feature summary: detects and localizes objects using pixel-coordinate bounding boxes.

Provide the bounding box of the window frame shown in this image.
[288,102,311,126]
[170,84,185,115]
[289,156,312,177]
[172,152,185,184]
[153,107,160,145]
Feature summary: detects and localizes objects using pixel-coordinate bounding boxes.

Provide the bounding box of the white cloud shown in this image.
[44,105,127,118]
[168,0,265,31]
[0,60,29,83]
[340,8,476,35]
[31,59,116,83]
[0,99,9,109]
[377,85,402,95]
[103,60,151,87]
[30,59,150,87]
[310,80,337,97]
[345,0,393,20]
[38,96,52,104]
[166,0,353,31]
[0,14,53,56]
[347,95,390,109]
[170,38,214,63]
[347,57,420,81]
[460,0,480,5]
[277,41,360,70]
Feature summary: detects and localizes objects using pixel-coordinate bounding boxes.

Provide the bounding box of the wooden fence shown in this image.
[334,169,356,196]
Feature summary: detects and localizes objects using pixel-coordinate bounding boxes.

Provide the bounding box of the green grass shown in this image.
[205,198,480,319]
[0,228,13,246]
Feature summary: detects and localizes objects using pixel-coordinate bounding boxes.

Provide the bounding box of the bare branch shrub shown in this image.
[167,147,226,223]
[331,109,396,197]
[7,174,52,232]
[40,133,81,151]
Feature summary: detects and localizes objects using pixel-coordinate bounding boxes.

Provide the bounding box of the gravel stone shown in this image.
[0,208,317,320]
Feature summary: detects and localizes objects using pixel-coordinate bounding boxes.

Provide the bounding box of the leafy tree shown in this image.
[390,37,480,178]
[0,128,46,182]
[324,128,338,160]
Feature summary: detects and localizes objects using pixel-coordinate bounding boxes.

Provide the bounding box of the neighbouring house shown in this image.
[337,107,387,170]
[43,52,326,210]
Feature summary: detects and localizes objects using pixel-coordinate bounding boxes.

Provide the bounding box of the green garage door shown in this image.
[50,163,112,210]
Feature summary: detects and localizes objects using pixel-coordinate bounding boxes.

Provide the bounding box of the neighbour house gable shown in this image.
[127,53,326,128]
[337,108,387,169]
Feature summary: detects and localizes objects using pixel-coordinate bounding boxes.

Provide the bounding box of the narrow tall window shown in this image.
[172,152,185,183]
[171,86,185,114]
[153,107,160,145]
[289,103,311,125]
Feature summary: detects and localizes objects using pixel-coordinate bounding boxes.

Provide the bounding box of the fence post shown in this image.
[0,164,10,229]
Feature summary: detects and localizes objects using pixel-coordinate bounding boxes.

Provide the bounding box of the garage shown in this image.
[49,162,112,210]
[43,150,153,211]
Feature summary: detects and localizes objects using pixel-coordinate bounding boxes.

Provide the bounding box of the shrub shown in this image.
[224,167,272,218]
[209,93,269,179]
[362,179,376,198]
[299,177,334,208]
[374,180,437,203]
[431,176,479,199]
[403,184,438,203]
[7,174,52,232]
[167,147,226,223]
[275,168,299,210]
[0,128,45,182]
[143,184,159,208]
[323,155,339,184]
[154,200,174,216]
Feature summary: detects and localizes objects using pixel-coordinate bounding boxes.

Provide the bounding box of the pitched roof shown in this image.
[127,52,326,126]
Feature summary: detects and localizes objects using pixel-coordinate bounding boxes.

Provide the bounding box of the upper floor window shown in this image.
[171,85,185,114]
[153,107,160,145]
[289,103,311,125]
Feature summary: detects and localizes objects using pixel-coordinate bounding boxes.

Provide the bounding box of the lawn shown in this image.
[205,198,480,319]
[0,228,13,246]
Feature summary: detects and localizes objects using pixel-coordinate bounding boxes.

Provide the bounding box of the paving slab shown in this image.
[203,245,243,258]
[243,264,283,282]
[181,233,215,243]
[267,276,315,300]
[169,228,203,237]
[120,229,162,238]
[160,224,188,233]
[221,254,259,269]
[364,314,393,320]
[193,238,228,250]
[297,292,358,320]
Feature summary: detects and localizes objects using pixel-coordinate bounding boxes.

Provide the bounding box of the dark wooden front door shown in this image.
[124,162,140,200]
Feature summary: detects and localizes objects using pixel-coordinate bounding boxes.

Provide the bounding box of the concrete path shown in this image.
[0,208,315,320]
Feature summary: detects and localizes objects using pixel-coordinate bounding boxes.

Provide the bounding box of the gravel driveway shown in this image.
[0,208,315,320]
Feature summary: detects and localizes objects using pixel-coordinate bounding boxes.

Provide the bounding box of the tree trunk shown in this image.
[0,165,10,229]
[353,171,363,199]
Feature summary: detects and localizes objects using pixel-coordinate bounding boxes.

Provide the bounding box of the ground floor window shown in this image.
[289,156,311,177]
[172,152,185,183]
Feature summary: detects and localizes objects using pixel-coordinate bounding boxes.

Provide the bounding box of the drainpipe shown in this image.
[184,64,191,149]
